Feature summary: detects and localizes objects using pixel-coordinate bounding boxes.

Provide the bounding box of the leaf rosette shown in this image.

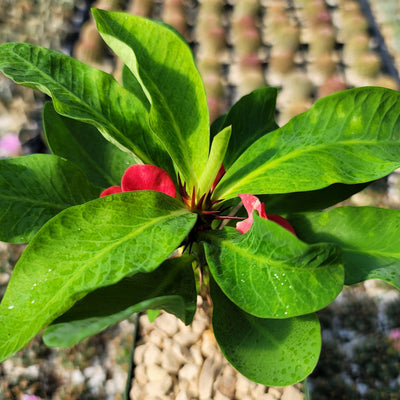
[0,8,400,388]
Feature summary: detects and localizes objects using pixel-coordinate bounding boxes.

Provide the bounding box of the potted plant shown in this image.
[0,9,400,389]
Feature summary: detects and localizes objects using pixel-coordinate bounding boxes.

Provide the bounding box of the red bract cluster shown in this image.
[236,193,296,235]
[100,166,294,236]
[100,164,176,198]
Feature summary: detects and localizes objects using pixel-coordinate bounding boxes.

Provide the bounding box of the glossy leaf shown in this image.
[290,206,400,290]
[0,154,100,243]
[121,64,150,111]
[215,87,279,168]
[198,126,231,196]
[0,191,197,362]
[203,216,343,318]
[0,42,172,174]
[43,256,197,347]
[43,102,135,188]
[92,9,210,188]
[213,87,400,200]
[211,279,321,386]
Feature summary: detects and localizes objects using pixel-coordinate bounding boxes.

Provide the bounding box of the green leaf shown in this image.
[0,154,100,243]
[92,8,210,188]
[211,279,321,386]
[121,64,150,111]
[203,215,343,318]
[147,309,161,322]
[0,42,172,175]
[43,255,197,347]
[210,113,226,137]
[214,87,400,200]
[216,87,279,168]
[0,191,197,362]
[198,126,231,196]
[261,182,370,214]
[290,206,400,290]
[43,102,135,188]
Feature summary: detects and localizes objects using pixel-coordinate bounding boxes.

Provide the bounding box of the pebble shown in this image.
[281,385,303,400]
[201,329,218,358]
[236,373,252,397]
[143,343,162,365]
[198,356,218,399]
[268,387,283,398]
[24,365,40,380]
[214,392,231,400]
[145,375,172,396]
[70,369,85,385]
[190,343,203,366]
[134,364,148,386]
[134,344,146,365]
[147,363,169,381]
[170,341,191,364]
[161,349,181,374]
[148,329,165,347]
[84,365,106,390]
[216,373,236,398]
[260,394,279,400]
[174,330,200,347]
[178,363,200,381]
[155,312,179,336]
[176,391,189,400]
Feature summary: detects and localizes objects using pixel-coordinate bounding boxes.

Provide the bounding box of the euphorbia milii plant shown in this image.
[0,9,400,388]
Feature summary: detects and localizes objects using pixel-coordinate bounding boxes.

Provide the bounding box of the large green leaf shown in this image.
[215,87,279,169]
[213,87,400,200]
[198,126,231,195]
[43,255,197,347]
[290,206,400,290]
[121,64,150,111]
[203,216,343,318]
[43,102,135,188]
[211,279,321,386]
[0,42,172,175]
[92,9,210,188]
[0,154,100,243]
[0,191,197,362]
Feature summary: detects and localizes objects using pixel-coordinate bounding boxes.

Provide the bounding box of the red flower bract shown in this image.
[211,165,226,192]
[100,165,176,198]
[236,193,296,235]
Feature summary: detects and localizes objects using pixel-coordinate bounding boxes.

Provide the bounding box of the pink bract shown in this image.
[236,193,266,234]
[236,193,296,235]
[21,396,42,400]
[100,165,176,198]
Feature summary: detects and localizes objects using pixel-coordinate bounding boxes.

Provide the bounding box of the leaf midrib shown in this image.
[218,239,330,273]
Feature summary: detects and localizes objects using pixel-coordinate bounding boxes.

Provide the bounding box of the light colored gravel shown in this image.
[130,297,304,400]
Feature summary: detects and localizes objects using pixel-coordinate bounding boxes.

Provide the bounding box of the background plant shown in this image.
[0,8,400,388]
